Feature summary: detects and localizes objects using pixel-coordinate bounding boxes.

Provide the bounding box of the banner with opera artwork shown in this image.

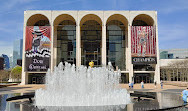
[25,26,51,71]
[131,26,157,64]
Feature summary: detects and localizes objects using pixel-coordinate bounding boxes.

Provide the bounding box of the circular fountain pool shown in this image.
[2,62,187,110]
[1,91,187,111]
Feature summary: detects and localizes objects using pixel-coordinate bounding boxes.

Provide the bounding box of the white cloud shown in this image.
[57,0,82,5]
[0,46,13,56]
[0,27,12,33]
[1,0,38,10]
[0,41,12,46]
[0,41,13,56]
[0,21,23,34]
[159,24,187,41]
[158,0,188,14]
[158,23,188,49]
[46,0,83,8]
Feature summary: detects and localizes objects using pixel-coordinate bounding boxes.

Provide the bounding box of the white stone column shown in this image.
[154,12,160,84]
[128,25,134,83]
[102,24,106,66]
[53,26,57,69]
[21,25,27,85]
[125,28,129,70]
[50,25,54,71]
[76,24,81,66]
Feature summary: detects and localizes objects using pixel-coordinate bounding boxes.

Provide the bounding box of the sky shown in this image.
[0,0,188,56]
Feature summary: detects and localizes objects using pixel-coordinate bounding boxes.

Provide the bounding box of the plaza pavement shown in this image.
[120,84,187,94]
[0,83,187,95]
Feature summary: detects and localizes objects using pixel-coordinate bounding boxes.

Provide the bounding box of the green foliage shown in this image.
[11,66,22,79]
[0,70,10,81]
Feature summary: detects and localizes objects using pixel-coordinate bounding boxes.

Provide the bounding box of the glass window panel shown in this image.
[56,20,76,65]
[81,20,102,67]
[106,20,126,70]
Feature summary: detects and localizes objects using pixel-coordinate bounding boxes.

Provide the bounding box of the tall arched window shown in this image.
[81,20,102,66]
[57,20,76,65]
[106,20,125,70]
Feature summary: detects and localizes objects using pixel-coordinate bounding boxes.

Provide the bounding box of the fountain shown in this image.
[4,62,186,111]
[35,62,131,107]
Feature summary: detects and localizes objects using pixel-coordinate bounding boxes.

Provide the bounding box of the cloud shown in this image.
[0,41,13,56]
[159,24,187,41]
[1,0,38,10]
[157,0,188,14]
[0,46,13,56]
[57,0,82,5]
[0,21,23,33]
[0,41,12,46]
[0,27,12,33]
[45,0,83,9]
[158,23,188,49]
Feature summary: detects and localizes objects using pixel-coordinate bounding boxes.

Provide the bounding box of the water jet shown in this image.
[35,62,131,106]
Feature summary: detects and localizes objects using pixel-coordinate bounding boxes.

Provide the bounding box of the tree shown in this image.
[11,66,22,81]
[168,60,188,68]
[167,60,188,81]
[0,70,10,82]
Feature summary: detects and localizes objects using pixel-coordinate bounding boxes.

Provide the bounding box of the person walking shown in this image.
[160,80,163,89]
[131,81,134,89]
[141,81,144,89]
[182,88,188,103]
[129,82,131,89]
[154,81,157,88]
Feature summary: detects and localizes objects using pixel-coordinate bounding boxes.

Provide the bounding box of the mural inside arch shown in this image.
[131,26,157,64]
[25,26,51,71]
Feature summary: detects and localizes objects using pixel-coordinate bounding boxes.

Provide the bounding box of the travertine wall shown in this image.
[21,11,159,84]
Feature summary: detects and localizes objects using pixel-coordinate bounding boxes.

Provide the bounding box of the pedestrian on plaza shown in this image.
[160,80,163,89]
[131,81,134,89]
[182,88,188,103]
[154,81,157,88]
[141,81,144,89]
[129,82,131,89]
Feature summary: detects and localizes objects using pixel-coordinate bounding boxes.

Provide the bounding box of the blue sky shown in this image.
[0,0,188,56]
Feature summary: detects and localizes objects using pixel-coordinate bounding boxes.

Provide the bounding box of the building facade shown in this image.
[160,59,188,82]
[0,57,4,70]
[160,49,188,59]
[21,11,160,84]
[2,54,10,70]
[13,39,23,67]
[160,49,188,82]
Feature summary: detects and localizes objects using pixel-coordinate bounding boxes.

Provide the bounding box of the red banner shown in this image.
[25,26,51,51]
[131,26,156,57]
[25,26,51,71]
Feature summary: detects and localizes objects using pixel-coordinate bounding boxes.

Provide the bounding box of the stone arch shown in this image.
[80,14,102,26]
[106,14,128,27]
[26,14,50,26]
[53,14,76,26]
[132,14,154,26]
